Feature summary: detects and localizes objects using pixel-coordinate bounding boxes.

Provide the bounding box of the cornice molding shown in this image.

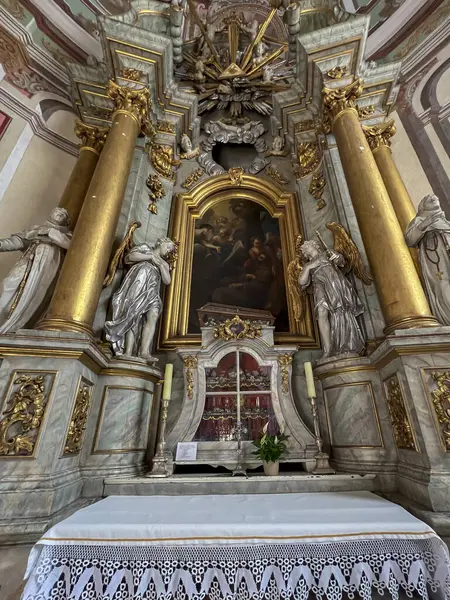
[0,87,78,156]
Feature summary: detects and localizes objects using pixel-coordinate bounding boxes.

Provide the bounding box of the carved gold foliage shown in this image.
[297,142,321,178]
[357,105,375,119]
[183,355,198,400]
[157,120,176,134]
[120,68,142,82]
[146,174,165,214]
[214,315,262,341]
[265,165,288,185]
[363,120,396,151]
[309,170,326,210]
[326,65,347,79]
[385,376,417,450]
[323,78,363,120]
[165,239,180,272]
[228,167,244,186]
[108,80,152,134]
[150,144,180,180]
[64,379,93,455]
[74,120,108,153]
[430,371,450,451]
[182,167,205,189]
[0,372,55,457]
[278,354,293,394]
[295,120,315,133]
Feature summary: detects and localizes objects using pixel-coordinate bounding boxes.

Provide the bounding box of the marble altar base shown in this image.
[0,330,162,543]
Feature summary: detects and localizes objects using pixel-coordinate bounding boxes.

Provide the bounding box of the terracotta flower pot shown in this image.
[263,460,279,476]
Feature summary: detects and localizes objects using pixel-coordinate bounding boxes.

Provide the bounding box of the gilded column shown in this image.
[59,121,108,227]
[40,81,151,335]
[323,80,437,334]
[363,120,420,271]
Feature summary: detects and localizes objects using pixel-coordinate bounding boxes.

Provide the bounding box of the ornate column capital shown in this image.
[107,80,153,134]
[74,120,108,155]
[362,120,396,152]
[323,78,363,123]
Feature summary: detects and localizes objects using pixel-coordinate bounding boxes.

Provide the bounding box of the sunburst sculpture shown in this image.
[179,0,293,118]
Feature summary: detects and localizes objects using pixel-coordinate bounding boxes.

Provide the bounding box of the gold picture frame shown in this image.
[158,172,318,349]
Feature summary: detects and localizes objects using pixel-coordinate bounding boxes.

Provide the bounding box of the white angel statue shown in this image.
[0,207,71,333]
[104,227,178,362]
[288,223,372,359]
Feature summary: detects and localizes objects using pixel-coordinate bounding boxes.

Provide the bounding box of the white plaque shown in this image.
[176,442,198,461]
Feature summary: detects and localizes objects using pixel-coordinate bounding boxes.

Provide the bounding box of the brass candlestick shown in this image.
[147,396,172,478]
[309,395,335,475]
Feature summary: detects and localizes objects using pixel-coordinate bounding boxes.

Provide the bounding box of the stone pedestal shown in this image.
[315,355,397,490]
[0,331,162,542]
[371,327,450,512]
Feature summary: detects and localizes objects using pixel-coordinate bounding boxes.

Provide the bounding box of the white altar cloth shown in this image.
[23,491,450,600]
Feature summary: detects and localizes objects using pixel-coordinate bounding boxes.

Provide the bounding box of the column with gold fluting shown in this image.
[323,80,437,334]
[363,120,420,270]
[40,81,151,335]
[59,121,108,227]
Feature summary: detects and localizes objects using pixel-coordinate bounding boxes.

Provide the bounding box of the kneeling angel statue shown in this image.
[289,223,372,360]
[0,207,72,333]
[405,194,450,326]
[104,226,178,363]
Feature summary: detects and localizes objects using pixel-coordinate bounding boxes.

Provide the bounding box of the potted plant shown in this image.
[252,423,289,476]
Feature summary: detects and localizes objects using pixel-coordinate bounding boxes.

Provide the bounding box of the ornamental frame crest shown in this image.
[213,315,262,341]
[158,172,318,349]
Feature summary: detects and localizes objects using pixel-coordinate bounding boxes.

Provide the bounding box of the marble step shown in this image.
[103,472,376,496]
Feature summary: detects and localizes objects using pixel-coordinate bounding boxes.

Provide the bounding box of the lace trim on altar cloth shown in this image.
[23,538,450,600]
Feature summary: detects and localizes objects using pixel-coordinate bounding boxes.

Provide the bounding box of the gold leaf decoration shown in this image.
[385,376,417,450]
[430,371,450,451]
[214,315,262,341]
[64,379,93,455]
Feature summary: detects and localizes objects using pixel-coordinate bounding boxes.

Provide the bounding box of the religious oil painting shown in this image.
[188,199,288,333]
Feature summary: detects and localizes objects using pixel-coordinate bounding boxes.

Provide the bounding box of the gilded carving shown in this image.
[323,78,363,121]
[74,120,108,153]
[309,170,326,210]
[278,354,293,394]
[297,142,321,178]
[0,372,55,457]
[228,167,244,186]
[265,165,288,185]
[63,379,93,455]
[120,68,142,82]
[357,105,375,119]
[213,315,262,341]
[157,120,176,134]
[385,376,417,450]
[287,234,305,323]
[363,120,396,151]
[107,80,153,134]
[326,65,347,79]
[295,120,314,133]
[182,167,205,189]
[146,174,165,214]
[150,144,180,180]
[430,371,450,451]
[183,355,198,400]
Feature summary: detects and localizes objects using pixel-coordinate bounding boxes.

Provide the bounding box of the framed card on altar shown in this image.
[176,442,198,461]
[158,172,317,349]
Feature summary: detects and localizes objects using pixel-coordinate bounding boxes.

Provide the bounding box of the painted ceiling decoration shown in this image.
[0,0,447,100]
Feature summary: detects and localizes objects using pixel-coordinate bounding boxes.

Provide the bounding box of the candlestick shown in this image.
[236,394,241,422]
[304,362,316,398]
[162,363,173,400]
[308,394,335,475]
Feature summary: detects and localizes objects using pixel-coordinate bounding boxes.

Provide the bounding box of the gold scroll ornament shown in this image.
[385,376,417,451]
[297,142,321,178]
[150,144,180,180]
[431,371,450,451]
[63,379,93,455]
[146,174,165,214]
[183,355,198,400]
[0,372,55,456]
[278,354,293,394]
[214,315,262,341]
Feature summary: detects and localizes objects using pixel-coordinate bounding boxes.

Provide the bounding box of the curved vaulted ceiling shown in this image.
[0,0,448,100]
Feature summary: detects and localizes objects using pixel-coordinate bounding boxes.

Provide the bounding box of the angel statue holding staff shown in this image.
[0,207,71,334]
[289,223,372,360]
[104,222,179,363]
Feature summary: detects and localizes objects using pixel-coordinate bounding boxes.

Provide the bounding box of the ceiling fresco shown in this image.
[0,0,447,100]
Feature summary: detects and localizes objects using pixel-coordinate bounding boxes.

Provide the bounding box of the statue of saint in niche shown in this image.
[405,194,450,325]
[0,207,71,333]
